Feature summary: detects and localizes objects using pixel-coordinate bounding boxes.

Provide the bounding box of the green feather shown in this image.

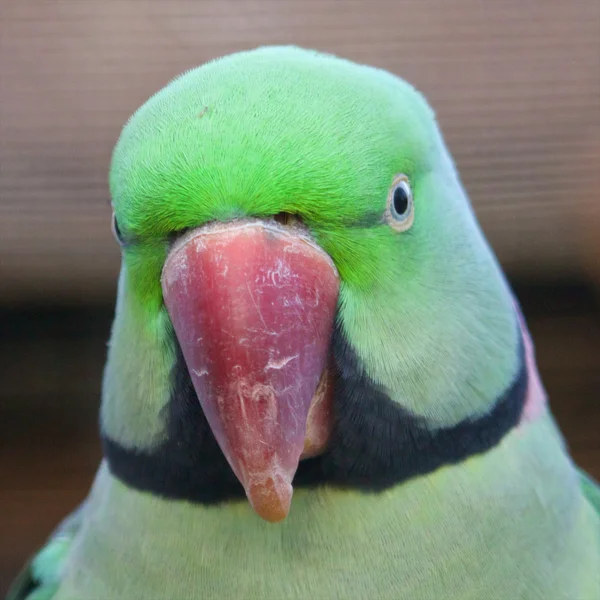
[580,469,600,515]
[7,505,85,600]
[40,415,600,599]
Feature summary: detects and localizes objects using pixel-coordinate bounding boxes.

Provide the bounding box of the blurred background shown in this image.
[1,0,599,594]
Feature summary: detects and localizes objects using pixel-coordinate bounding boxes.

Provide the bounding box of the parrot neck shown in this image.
[65,412,599,600]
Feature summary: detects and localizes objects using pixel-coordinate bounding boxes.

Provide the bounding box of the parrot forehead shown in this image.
[109,46,437,236]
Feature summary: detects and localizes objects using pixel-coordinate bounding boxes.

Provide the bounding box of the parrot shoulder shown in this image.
[6,502,86,600]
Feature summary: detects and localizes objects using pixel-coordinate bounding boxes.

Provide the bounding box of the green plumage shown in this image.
[11,417,600,599]
[8,46,600,600]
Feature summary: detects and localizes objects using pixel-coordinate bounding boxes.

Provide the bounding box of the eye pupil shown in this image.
[393,185,409,216]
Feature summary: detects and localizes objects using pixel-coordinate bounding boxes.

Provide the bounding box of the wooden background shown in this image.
[1,1,599,596]
[1,0,600,304]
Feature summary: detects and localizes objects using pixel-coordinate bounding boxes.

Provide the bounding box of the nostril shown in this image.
[273,212,301,226]
[273,212,291,225]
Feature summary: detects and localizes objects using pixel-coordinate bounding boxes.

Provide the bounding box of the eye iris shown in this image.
[393,185,409,216]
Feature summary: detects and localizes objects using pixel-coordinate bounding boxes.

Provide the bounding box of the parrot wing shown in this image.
[6,502,86,600]
[579,469,600,515]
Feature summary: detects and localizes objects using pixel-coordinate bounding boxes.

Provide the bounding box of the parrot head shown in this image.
[105,46,520,522]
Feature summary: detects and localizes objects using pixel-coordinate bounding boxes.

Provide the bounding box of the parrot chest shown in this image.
[56,416,599,600]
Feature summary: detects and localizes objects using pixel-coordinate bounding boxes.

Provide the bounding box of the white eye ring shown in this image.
[386,175,414,232]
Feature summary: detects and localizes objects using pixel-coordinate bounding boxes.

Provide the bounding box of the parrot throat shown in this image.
[102,315,528,505]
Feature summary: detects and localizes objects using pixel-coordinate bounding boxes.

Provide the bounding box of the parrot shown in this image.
[7,45,600,600]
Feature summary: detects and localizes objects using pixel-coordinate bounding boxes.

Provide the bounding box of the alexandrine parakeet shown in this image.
[8,46,600,600]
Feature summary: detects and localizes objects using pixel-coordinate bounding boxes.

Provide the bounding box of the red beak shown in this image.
[161,220,339,522]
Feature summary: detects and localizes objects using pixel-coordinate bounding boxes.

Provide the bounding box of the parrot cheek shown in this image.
[161,219,339,522]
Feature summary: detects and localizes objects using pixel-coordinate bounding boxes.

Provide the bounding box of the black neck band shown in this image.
[103,322,527,503]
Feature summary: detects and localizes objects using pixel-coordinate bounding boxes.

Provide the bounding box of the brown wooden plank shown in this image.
[1,0,599,302]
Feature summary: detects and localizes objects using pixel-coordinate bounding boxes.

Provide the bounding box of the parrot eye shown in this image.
[386,175,414,232]
[112,212,126,245]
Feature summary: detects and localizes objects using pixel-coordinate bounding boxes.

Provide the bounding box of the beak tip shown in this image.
[247,475,293,523]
